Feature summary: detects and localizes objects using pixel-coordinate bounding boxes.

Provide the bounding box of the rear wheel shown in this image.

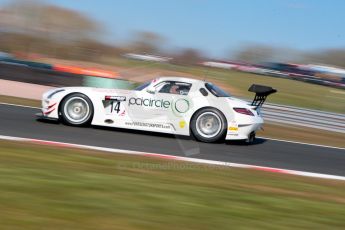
[191,108,227,143]
[60,93,93,126]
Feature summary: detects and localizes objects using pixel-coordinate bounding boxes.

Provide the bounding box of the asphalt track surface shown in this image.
[1,103,344,176]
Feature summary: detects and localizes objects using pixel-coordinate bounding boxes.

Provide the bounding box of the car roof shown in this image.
[156,76,204,84]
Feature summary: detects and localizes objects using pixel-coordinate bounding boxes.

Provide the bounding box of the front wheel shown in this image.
[60,93,94,126]
[190,108,227,143]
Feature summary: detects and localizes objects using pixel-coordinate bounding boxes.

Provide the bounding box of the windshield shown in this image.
[205,83,231,97]
[134,81,151,91]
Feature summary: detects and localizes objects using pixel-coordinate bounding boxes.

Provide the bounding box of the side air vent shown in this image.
[105,119,114,124]
[199,88,208,96]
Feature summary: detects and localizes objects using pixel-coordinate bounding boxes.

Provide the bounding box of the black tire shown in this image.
[60,93,94,126]
[245,132,256,145]
[190,108,227,143]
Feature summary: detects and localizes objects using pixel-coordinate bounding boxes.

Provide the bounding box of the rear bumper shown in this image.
[225,124,262,140]
[225,117,263,140]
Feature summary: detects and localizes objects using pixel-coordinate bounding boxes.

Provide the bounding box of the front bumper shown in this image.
[35,112,59,121]
[40,88,66,120]
[40,96,60,120]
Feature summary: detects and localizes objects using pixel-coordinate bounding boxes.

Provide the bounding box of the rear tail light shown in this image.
[233,108,254,116]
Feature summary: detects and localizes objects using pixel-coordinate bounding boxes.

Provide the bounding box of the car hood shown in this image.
[59,86,133,94]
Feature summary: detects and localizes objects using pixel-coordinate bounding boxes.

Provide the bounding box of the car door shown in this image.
[151,81,192,123]
[125,81,192,132]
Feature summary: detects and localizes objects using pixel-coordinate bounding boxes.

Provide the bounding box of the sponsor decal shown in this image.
[228,120,238,132]
[128,97,191,116]
[128,97,171,108]
[179,120,186,128]
[105,96,126,101]
[173,98,189,113]
[125,121,171,130]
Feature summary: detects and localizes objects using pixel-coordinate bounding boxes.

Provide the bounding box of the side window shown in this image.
[205,83,231,97]
[156,81,192,95]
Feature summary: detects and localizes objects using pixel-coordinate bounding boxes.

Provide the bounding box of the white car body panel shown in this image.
[40,77,264,141]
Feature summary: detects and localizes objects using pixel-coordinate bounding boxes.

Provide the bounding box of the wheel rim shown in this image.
[63,97,90,124]
[195,112,222,138]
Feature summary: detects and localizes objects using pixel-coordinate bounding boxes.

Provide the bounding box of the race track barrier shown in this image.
[262,103,345,134]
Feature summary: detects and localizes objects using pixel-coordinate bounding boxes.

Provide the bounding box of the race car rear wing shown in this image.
[248,84,277,108]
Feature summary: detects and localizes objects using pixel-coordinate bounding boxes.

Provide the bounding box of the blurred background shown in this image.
[0,0,344,125]
[0,0,344,96]
[0,1,345,229]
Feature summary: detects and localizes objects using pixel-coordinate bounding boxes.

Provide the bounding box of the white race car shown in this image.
[37,77,276,143]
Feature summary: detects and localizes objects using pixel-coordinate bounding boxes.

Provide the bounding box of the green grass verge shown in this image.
[106,58,345,113]
[0,140,344,229]
[0,95,41,108]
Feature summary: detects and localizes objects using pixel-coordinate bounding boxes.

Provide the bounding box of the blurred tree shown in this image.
[171,48,203,66]
[129,31,166,54]
[0,0,113,60]
[304,49,345,68]
[0,0,101,42]
[235,44,276,63]
[69,39,124,61]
